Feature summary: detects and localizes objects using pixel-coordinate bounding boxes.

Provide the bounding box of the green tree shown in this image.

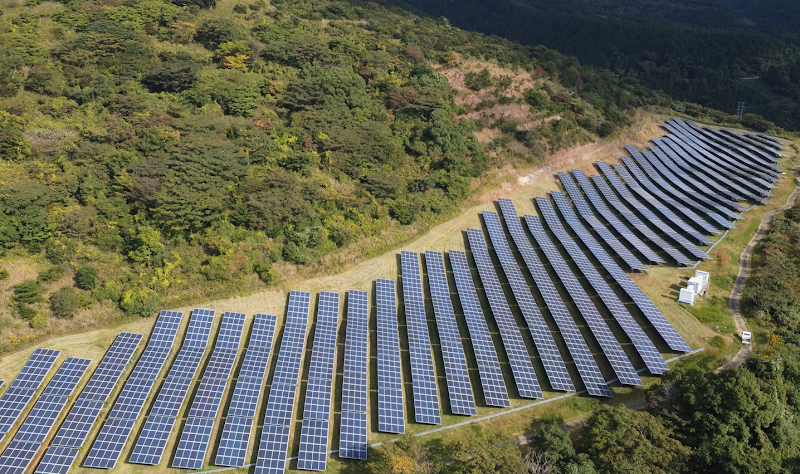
[142,61,199,92]
[13,280,43,303]
[75,267,99,290]
[188,68,262,116]
[50,287,82,318]
[127,226,165,268]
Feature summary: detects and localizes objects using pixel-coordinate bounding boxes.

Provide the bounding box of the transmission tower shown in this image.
[736,102,746,116]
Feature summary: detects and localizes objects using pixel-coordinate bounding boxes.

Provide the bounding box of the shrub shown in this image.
[17,303,38,320]
[232,3,247,13]
[38,265,65,282]
[13,280,42,303]
[45,238,75,264]
[597,121,617,138]
[465,68,492,91]
[75,267,99,290]
[253,260,277,284]
[50,287,82,318]
[29,313,47,329]
[0,268,8,280]
[120,286,160,317]
[142,61,199,92]
[195,18,244,49]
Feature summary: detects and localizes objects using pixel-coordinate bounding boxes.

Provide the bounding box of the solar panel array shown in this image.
[465,228,545,398]
[297,291,339,471]
[376,278,405,434]
[551,193,692,352]
[0,357,91,474]
[129,308,215,466]
[172,312,246,469]
[215,313,278,467]
[400,251,442,425]
[339,290,369,460]
[83,311,183,469]
[424,251,477,416]
[255,290,311,474]
[0,348,60,441]
[538,196,669,375]
[35,333,143,474]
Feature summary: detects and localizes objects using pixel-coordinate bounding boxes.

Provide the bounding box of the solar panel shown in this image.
[339,290,369,460]
[0,358,90,474]
[128,309,215,466]
[550,196,691,353]
[447,251,510,407]
[629,148,740,222]
[556,172,655,268]
[538,196,669,375]
[375,279,405,434]
[172,312,244,469]
[596,162,713,258]
[465,228,549,397]
[423,251,477,415]
[254,291,310,474]
[578,170,694,266]
[214,314,278,467]
[683,122,781,177]
[35,333,142,474]
[0,348,60,440]
[399,251,442,425]
[297,292,339,471]
[487,205,608,396]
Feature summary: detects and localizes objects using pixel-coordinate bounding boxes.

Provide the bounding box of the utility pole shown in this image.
[736,102,746,116]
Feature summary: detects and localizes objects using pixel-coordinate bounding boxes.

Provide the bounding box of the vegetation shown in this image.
[399,0,800,132]
[1,0,711,343]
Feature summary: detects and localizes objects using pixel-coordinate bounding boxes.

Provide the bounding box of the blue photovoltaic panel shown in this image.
[556,172,653,268]
[173,312,245,469]
[550,196,692,353]
[35,333,142,474]
[215,314,278,468]
[466,228,548,397]
[447,251,510,407]
[539,196,670,375]
[424,251,477,416]
[487,206,606,396]
[297,292,339,471]
[339,290,369,460]
[617,158,723,234]
[679,121,780,179]
[128,309,215,466]
[400,251,442,425]
[0,358,90,474]
[595,162,712,259]
[515,212,616,396]
[580,170,694,266]
[0,348,61,440]
[376,279,405,434]
[254,291,310,474]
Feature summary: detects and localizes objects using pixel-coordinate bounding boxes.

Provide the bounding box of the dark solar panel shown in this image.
[488,205,608,397]
[424,251,477,416]
[339,290,369,460]
[465,228,548,397]
[400,251,442,425]
[0,358,90,474]
[447,251,511,407]
[35,333,142,474]
[0,348,60,440]
[214,314,278,467]
[254,291,310,474]
[129,309,215,466]
[550,195,692,353]
[556,172,655,268]
[375,279,405,434]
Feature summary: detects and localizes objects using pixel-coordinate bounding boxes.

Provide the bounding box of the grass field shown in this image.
[0,114,796,474]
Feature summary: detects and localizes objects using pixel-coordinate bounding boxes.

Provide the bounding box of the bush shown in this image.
[75,266,99,290]
[597,121,617,138]
[45,238,75,264]
[0,268,8,280]
[38,265,65,282]
[253,260,277,284]
[465,68,492,90]
[13,280,42,303]
[232,3,247,13]
[50,287,82,318]
[142,61,199,92]
[195,18,245,49]
[120,286,160,317]
[29,313,47,329]
[16,303,38,320]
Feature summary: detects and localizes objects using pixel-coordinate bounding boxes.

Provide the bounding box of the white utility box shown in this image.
[742,331,752,344]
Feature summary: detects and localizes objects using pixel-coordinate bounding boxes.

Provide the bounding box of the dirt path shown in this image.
[720,167,800,372]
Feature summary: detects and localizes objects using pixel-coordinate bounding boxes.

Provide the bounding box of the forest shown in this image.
[397,0,800,131]
[361,204,800,474]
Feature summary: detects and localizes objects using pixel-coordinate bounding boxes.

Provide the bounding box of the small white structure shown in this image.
[742,331,752,344]
[677,270,710,306]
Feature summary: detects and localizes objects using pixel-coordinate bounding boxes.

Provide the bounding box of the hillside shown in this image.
[397,0,800,131]
[0,0,717,347]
